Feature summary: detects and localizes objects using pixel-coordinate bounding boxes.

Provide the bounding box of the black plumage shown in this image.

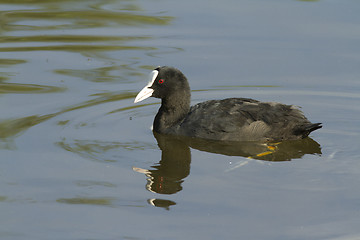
[134,66,321,142]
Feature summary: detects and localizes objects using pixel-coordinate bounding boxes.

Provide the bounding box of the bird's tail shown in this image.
[294,123,322,138]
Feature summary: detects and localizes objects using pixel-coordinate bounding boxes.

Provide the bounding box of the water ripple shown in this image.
[0,82,66,94]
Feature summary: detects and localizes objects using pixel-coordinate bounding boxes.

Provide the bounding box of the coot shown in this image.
[134,66,322,142]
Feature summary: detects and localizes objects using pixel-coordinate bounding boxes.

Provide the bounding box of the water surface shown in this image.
[1,0,360,239]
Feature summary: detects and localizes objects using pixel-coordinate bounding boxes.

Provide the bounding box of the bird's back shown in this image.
[178,98,321,142]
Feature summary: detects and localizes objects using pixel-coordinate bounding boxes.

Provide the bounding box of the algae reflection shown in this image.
[0,0,173,53]
[0,0,175,149]
[0,0,174,87]
[0,91,137,149]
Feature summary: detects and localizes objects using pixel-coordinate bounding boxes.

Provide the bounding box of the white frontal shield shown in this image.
[134,70,159,103]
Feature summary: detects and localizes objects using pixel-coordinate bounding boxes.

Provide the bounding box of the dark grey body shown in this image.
[137,66,321,142]
[157,97,321,142]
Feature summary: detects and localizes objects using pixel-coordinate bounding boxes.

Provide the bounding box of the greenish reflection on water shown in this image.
[0,114,55,149]
[55,65,144,83]
[0,82,66,93]
[0,0,173,31]
[0,0,174,150]
[0,35,151,44]
[0,0,173,78]
[0,59,27,65]
[57,197,115,206]
[0,114,55,138]
[0,91,136,147]
[0,45,155,52]
[2,10,172,30]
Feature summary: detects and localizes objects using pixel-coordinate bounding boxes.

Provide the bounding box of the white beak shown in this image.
[134,86,154,103]
[134,70,159,103]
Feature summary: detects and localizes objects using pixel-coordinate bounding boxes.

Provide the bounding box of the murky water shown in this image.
[1,0,360,239]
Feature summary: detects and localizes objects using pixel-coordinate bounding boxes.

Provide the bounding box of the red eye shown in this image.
[158,79,165,84]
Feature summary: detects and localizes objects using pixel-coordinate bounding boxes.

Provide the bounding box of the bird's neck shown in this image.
[153,94,190,134]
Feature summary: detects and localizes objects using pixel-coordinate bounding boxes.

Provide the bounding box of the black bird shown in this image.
[134,66,322,142]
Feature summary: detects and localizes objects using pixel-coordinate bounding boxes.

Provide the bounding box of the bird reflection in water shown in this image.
[133,132,321,209]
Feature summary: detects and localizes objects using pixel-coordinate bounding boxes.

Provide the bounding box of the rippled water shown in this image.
[1,0,360,239]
